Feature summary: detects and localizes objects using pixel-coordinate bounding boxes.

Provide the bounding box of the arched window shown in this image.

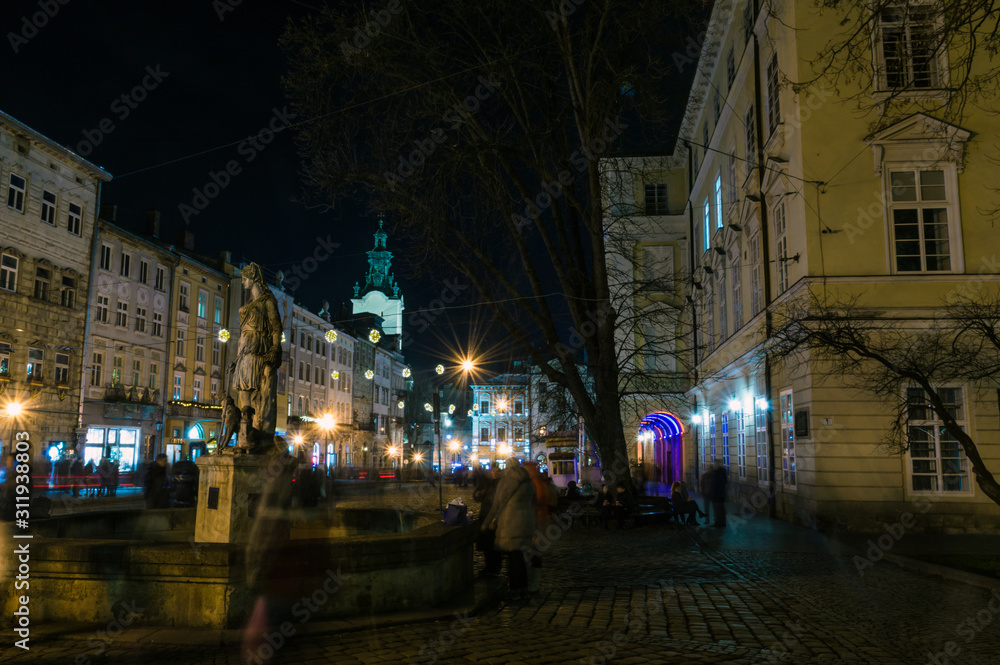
[187,423,204,440]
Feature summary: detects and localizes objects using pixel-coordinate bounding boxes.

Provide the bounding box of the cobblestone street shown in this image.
[4,495,1000,665]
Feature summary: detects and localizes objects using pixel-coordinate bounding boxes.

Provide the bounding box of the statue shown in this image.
[214,393,241,455]
[227,263,283,454]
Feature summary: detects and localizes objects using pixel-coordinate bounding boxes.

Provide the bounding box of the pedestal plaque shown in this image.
[194,455,294,544]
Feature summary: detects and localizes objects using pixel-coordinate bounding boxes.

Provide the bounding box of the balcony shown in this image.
[167,399,222,420]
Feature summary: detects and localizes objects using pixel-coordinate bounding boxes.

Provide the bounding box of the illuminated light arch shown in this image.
[637,412,684,439]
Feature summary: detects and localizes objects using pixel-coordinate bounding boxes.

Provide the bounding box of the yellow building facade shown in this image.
[630,0,1000,532]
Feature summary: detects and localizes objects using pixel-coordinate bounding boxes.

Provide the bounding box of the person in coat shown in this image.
[473,467,502,577]
[145,454,170,509]
[711,463,729,527]
[483,458,536,599]
[699,468,715,525]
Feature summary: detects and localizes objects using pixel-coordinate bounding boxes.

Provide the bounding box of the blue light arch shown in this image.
[637,411,685,486]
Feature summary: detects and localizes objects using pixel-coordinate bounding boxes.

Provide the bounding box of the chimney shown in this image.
[145,210,161,237]
[176,229,195,251]
[219,250,232,265]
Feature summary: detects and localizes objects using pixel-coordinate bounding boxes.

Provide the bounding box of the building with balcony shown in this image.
[471,363,530,468]
[81,215,177,472]
[0,110,111,466]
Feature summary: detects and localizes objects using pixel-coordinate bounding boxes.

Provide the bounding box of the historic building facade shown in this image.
[664,0,1000,532]
[0,110,111,467]
[80,217,177,471]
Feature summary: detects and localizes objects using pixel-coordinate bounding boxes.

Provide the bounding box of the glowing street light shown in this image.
[435,364,445,375]
[318,413,335,431]
[461,358,475,372]
[424,403,433,412]
[413,452,423,463]
[4,402,23,417]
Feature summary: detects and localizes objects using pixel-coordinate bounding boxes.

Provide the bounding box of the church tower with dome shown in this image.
[351,220,404,346]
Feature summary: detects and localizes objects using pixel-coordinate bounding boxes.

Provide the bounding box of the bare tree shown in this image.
[281,0,698,491]
[770,292,1000,507]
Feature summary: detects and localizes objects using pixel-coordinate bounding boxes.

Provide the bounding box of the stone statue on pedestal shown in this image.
[218,262,283,455]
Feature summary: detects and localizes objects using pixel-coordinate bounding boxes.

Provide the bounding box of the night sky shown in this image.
[0,0,479,369]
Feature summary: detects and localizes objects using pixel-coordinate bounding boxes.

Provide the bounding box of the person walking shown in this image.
[483,458,536,600]
[711,463,729,527]
[83,459,97,498]
[69,455,84,498]
[473,467,502,577]
[524,463,556,595]
[699,468,715,525]
[145,454,170,509]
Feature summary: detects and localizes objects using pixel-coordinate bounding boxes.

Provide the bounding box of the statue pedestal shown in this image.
[194,455,294,544]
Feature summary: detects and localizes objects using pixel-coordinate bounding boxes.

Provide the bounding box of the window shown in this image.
[0,254,17,292]
[300,332,306,348]
[100,245,112,271]
[644,183,669,215]
[196,337,205,363]
[134,307,147,333]
[61,276,76,308]
[152,312,163,337]
[154,266,166,291]
[514,424,524,441]
[514,398,523,414]
[736,406,747,479]
[116,301,129,327]
[755,396,769,485]
[41,190,56,225]
[176,330,186,358]
[173,375,182,400]
[889,169,952,272]
[726,46,736,89]
[315,366,320,384]
[721,413,730,469]
[766,53,781,135]
[743,0,755,41]
[112,355,123,385]
[714,172,723,230]
[497,425,507,441]
[907,386,969,492]
[197,290,208,319]
[96,295,109,323]
[0,343,9,376]
[212,340,221,366]
[702,124,709,154]
[730,249,742,331]
[139,260,149,285]
[33,266,50,301]
[718,267,727,341]
[67,202,82,235]
[193,379,201,403]
[727,150,737,210]
[780,389,795,488]
[480,395,490,412]
[179,283,189,311]
[7,173,25,212]
[749,233,762,316]
[306,363,312,383]
[27,348,43,381]
[773,200,788,292]
[879,3,940,89]
[703,198,711,252]
[132,359,142,386]
[149,362,159,389]
[744,105,756,175]
[709,413,717,463]
[713,92,721,123]
[214,296,223,324]
[481,425,491,440]
[90,352,103,386]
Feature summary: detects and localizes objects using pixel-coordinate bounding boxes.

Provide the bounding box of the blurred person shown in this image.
[525,463,558,594]
[70,455,84,497]
[56,454,71,493]
[98,457,112,497]
[594,483,613,529]
[711,463,729,527]
[84,458,97,497]
[699,467,715,525]
[483,458,535,600]
[565,480,581,498]
[612,482,633,529]
[145,454,170,509]
[473,466,502,577]
[670,481,705,525]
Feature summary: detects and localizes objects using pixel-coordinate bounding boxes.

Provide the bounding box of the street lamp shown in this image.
[318,413,335,471]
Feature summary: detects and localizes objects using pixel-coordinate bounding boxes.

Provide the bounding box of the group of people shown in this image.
[472,458,558,601]
[45,455,120,498]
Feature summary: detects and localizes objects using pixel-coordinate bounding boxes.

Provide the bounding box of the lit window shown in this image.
[755,394,769,486]
[214,296,223,324]
[773,200,788,292]
[780,389,795,488]
[714,172,723,230]
[198,290,208,319]
[736,405,747,479]
[173,375,183,400]
[0,342,9,375]
[27,348,44,381]
[703,198,710,252]
[112,355,123,385]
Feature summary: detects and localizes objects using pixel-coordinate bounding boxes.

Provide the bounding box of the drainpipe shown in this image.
[751,6,778,517]
[78,180,103,450]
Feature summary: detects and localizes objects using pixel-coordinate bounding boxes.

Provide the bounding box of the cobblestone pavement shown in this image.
[4,493,1000,664]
